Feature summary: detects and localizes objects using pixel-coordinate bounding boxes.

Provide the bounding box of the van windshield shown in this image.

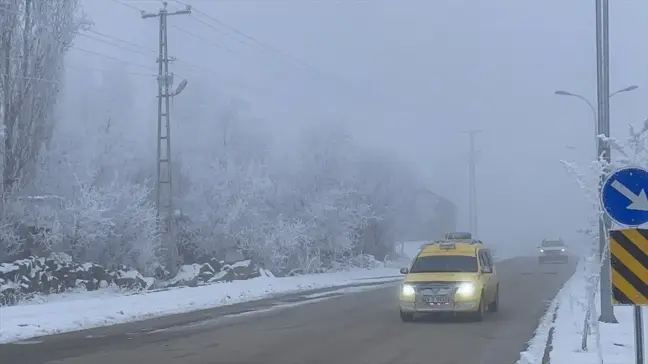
[409,256,478,273]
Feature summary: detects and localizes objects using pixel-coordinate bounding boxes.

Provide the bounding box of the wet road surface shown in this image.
[0,256,576,364]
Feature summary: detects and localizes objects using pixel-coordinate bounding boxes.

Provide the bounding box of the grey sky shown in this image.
[67,0,648,248]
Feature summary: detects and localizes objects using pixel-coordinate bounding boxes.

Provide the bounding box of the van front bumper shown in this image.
[399,299,481,313]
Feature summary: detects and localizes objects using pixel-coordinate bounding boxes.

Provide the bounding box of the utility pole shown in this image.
[464,130,482,238]
[595,0,617,323]
[142,1,190,275]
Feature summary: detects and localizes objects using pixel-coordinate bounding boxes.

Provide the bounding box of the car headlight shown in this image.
[540,249,544,252]
[456,282,476,296]
[561,249,565,252]
[402,284,415,296]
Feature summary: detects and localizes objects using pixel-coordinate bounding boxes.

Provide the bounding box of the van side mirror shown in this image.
[400,268,409,274]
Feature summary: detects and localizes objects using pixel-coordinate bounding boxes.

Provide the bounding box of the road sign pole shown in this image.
[635,306,644,364]
[600,212,616,322]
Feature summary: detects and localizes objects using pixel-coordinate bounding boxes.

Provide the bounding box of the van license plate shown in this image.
[423,295,450,304]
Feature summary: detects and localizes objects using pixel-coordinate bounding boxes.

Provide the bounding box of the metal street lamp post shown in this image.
[554,84,638,326]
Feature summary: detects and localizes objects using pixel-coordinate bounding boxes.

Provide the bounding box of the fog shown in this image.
[87,0,646,243]
[1,0,645,273]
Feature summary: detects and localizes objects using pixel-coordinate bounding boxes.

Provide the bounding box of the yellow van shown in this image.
[398,235,499,322]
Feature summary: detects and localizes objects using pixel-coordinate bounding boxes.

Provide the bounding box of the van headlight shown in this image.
[402,284,415,296]
[456,282,476,296]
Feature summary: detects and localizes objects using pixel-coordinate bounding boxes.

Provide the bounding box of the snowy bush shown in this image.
[7,173,163,276]
[0,251,272,306]
[167,259,262,287]
[0,252,151,306]
[561,118,648,353]
[0,115,452,283]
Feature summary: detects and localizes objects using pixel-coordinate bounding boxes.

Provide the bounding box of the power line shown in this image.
[1,26,156,63]
[172,0,336,78]
[76,28,221,76]
[169,25,238,56]
[1,55,156,78]
[187,14,248,47]
[75,26,261,95]
[84,29,157,53]
[77,33,154,57]
[3,25,159,76]
[4,1,333,101]
[172,0,366,107]
[111,0,360,98]
[97,2,250,82]
[66,64,156,77]
[0,0,358,111]
[106,0,145,12]
[70,46,156,70]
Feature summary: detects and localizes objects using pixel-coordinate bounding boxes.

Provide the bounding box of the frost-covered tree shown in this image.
[174,116,444,275]
[561,118,648,353]
[0,0,81,191]
[14,139,162,274]
[0,21,450,279]
[562,118,648,229]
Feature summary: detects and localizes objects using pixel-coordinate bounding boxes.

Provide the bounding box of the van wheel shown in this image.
[488,286,499,312]
[472,293,485,321]
[400,311,415,322]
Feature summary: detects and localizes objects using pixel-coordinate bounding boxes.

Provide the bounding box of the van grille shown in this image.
[409,282,458,293]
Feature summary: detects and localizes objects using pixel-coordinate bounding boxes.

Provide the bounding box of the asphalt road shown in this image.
[0,256,576,364]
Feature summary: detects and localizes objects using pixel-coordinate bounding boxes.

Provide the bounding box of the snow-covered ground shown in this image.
[0,266,402,343]
[516,258,642,364]
[553,304,641,364]
[0,242,523,345]
[549,261,644,364]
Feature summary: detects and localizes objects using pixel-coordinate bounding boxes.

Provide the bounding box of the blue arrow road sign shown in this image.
[601,166,648,226]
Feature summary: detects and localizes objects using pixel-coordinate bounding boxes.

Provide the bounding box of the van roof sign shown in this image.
[438,242,456,250]
[445,232,472,240]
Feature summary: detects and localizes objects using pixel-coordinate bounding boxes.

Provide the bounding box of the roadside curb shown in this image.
[515,261,582,364]
[541,305,560,364]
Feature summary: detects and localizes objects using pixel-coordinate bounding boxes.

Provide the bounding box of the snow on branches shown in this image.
[0,29,451,277]
[561,118,648,223]
[562,118,648,353]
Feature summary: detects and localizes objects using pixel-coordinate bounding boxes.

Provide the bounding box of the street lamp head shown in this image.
[554,90,573,96]
[609,85,639,98]
[172,79,188,97]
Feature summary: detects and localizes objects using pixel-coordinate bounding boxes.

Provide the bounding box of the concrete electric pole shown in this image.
[142,1,190,274]
[464,130,482,238]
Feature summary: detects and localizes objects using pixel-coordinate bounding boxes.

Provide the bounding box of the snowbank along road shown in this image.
[0,257,575,364]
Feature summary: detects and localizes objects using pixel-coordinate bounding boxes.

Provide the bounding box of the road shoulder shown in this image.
[549,261,638,364]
